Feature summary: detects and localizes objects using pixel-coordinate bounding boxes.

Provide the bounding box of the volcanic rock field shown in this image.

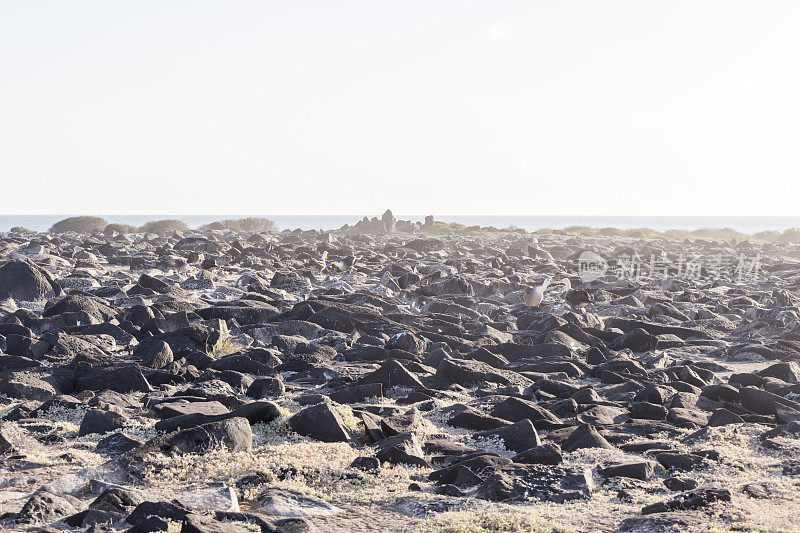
[0,215,799,532]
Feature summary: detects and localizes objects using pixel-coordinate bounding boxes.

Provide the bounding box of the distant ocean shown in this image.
[1,215,800,235]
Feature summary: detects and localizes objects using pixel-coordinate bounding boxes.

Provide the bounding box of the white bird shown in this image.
[524,277,559,307]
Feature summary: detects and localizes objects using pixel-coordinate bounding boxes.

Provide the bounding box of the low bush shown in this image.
[689,227,747,241]
[621,227,659,239]
[752,230,780,242]
[49,216,108,234]
[199,217,276,233]
[596,227,623,236]
[780,228,800,243]
[104,223,138,235]
[9,226,35,235]
[563,225,595,235]
[140,219,189,234]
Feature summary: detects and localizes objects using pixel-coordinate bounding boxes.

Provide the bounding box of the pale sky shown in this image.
[1,1,799,215]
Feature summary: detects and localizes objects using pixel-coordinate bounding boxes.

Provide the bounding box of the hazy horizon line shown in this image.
[4,213,800,219]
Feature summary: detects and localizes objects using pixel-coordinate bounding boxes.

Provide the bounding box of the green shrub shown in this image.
[596,227,623,236]
[140,219,189,234]
[49,216,108,234]
[421,221,456,234]
[104,223,137,235]
[661,229,684,239]
[9,226,35,235]
[780,227,800,243]
[563,225,595,235]
[199,217,276,233]
[689,227,747,241]
[622,227,659,239]
[199,221,226,231]
[752,230,780,242]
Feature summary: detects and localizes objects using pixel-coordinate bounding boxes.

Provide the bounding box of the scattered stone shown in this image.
[473,419,541,453]
[663,477,699,491]
[126,500,191,527]
[599,461,655,481]
[246,377,285,399]
[708,408,745,426]
[135,340,174,369]
[15,491,78,524]
[512,443,563,465]
[655,452,706,472]
[0,422,34,454]
[182,512,254,533]
[0,215,797,531]
[257,488,342,517]
[642,488,731,514]
[350,456,380,472]
[289,403,354,443]
[475,464,594,503]
[375,433,429,467]
[159,417,253,454]
[78,408,128,436]
[0,260,60,302]
[562,424,614,452]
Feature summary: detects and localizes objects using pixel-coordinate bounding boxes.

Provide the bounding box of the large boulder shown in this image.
[134,326,222,358]
[286,299,400,336]
[134,340,174,369]
[0,421,35,454]
[610,328,658,352]
[289,403,354,443]
[15,491,79,524]
[599,461,656,481]
[74,365,152,394]
[375,433,429,467]
[158,417,253,455]
[42,294,117,322]
[437,358,511,386]
[0,260,61,302]
[490,396,563,428]
[356,359,425,389]
[740,386,800,422]
[256,488,342,517]
[473,419,541,453]
[474,464,594,503]
[78,408,128,436]
[642,488,731,514]
[562,424,614,452]
[0,372,57,400]
[246,377,285,399]
[758,362,800,383]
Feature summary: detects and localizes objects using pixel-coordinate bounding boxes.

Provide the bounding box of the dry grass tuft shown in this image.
[210,336,240,357]
[416,510,572,533]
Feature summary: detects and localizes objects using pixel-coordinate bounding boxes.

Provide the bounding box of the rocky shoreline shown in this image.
[0,213,799,532]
